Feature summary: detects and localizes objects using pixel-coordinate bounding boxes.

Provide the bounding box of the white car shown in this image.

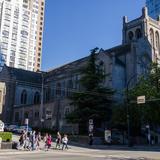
[17,126,32,134]
[7,125,18,132]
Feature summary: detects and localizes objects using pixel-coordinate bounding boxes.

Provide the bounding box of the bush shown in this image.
[0,132,12,142]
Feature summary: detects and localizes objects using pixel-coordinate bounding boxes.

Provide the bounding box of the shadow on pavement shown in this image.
[68,141,160,152]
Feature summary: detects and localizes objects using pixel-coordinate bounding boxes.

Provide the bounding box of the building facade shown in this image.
[146,0,160,20]
[0,0,45,72]
[0,7,160,133]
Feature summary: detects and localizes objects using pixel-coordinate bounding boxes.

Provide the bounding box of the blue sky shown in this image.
[42,0,145,71]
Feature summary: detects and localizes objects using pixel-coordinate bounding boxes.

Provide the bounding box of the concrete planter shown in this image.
[1,142,12,149]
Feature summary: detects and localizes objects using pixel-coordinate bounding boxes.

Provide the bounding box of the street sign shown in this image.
[89,119,93,125]
[146,125,150,129]
[89,124,94,133]
[41,118,44,122]
[137,95,145,104]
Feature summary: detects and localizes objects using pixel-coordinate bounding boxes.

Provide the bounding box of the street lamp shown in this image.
[125,74,137,147]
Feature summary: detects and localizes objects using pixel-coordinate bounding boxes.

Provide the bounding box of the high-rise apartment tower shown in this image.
[146,0,160,19]
[0,0,45,71]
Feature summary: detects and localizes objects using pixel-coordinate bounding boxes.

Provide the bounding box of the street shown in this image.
[0,135,157,160]
[0,145,160,160]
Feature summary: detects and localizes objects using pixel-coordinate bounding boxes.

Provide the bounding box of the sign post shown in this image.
[88,119,94,145]
[25,118,29,133]
[88,119,94,135]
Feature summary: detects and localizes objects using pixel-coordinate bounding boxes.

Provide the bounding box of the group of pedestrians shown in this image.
[17,130,68,151]
[18,130,41,150]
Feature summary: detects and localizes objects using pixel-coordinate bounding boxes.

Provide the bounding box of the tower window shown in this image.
[155,31,160,52]
[150,28,154,47]
[128,31,134,40]
[135,28,142,39]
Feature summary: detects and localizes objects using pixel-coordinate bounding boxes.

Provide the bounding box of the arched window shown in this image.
[155,31,160,51]
[34,92,40,104]
[56,83,61,96]
[21,90,27,104]
[135,28,142,39]
[150,28,154,47]
[128,31,134,40]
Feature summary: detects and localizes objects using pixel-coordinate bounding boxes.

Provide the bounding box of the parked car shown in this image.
[17,126,32,134]
[7,125,18,132]
[12,126,20,133]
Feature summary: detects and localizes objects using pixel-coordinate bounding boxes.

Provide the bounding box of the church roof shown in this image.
[104,44,131,56]
[7,66,42,85]
[47,56,88,76]
[46,44,131,79]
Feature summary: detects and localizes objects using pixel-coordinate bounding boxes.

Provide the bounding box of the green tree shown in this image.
[129,62,160,127]
[112,62,160,136]
[66,48,114,133]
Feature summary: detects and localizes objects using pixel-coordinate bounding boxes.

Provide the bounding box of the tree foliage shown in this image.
[66,48,114,132]
[129,63,160,127]
[111,62,160,135]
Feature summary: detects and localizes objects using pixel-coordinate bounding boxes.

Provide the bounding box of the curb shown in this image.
[69,142,160,151]
[0,150,42,155]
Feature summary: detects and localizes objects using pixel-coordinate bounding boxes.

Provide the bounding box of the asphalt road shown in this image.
[0,134,158,160]
[0,147,160,160]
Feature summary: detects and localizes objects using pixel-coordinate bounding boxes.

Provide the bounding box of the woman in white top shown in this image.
[62,134,68,150]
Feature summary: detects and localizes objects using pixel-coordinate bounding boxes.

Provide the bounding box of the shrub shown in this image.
[0,132,12,142]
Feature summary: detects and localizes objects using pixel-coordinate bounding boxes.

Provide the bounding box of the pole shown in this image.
[126,74,137,147]
[126,86,131,146]
[27,122,28,133]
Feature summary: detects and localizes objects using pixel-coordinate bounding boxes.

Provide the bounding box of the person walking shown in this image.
[23,132,30,150]
[18,131,25,150]
[55,131,61,149]
[46,134,52,150]
[31,130,36,151]
[36,132,41,150]
[62,134,68,150]
[43,133,48,151]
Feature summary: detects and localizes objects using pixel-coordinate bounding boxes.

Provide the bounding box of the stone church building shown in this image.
[0,7,159,133]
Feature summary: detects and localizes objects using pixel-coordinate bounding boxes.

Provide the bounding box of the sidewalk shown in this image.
[69,141,160,151]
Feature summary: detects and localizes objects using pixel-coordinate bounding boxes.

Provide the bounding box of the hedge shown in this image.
[0,132,12,142]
